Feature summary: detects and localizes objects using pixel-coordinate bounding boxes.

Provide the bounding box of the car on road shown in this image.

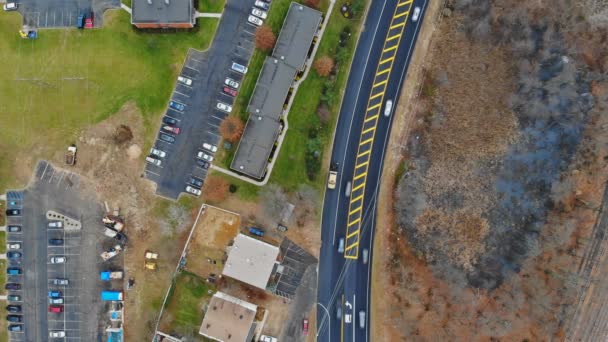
[146,156,162,167]
[52,278,69,286]
[223,86,238,97]
[48,221,63,228]
[254,0,270,10]
[5,283,21,290]
[7,295,21,301]
[7,251,21,259]
[344,181,352,197]
[252,8,268,19]
[302,318,309,335]
[197,151,214,162]
[248,14,263,26]
[412,7,421,22]
[177,75,192,86]
[384,99,393,117]
[362,248,369,264]
[48,305,64,313]
[217,102,233,113]
[203,143,218,153]
[150,148,167,158]
[7,226,21,233]
[48,291,62,298]
[8,324,23,332]
[5,209,20,216]
[225,78,240,89]
[6,315,22,323]
[159,133,176,144]
[231,62,248,74]
[195,159,210,169]
[50,331,66,338]
[169,100,186,112]
[7,243,21,250]
[359,310,366,329]
[6,305,21,313]
[338,237,345,253]
[162,125,180,134]
[336,305,342,319]
[188,177,204,189]
[50,256,66,264]
[48,239,64,246]
[49,297,64,304]
[7,268,22,275]
[162,116,178,126]
[185,186,202,196]
[3,2,17,11]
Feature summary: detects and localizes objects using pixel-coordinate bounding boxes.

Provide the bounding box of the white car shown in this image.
[217,102,232,113]
[3,2,17,11]
[254,0,269,10]
[49,297,64,304]
[51,256,66,264]
[150,148,166,158]
[384,100,393,117]
[225,78,239,89]
[48,221,63,228]
[412,7,421,22]
[248,15,263,26]
[185,186,202,196]
[203,143,218,153]
[146,156,162,166]
[7,243,21,250]
[231,62,248,74]
[359,310,366,329]
[362,248,369,264]
[197,151,214,162]
[177,76,192,86]
[252,8,268,19]
[49,331,66,338]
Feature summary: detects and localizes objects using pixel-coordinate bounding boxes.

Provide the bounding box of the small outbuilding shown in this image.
[199,292,258,342]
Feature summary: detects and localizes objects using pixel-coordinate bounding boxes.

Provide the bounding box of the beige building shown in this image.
[222,233,280,290]
[199,292,258,342]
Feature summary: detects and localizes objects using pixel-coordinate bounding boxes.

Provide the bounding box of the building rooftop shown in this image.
[273,2,323,69]
[247,58,297,120]
[231,116,281,180]
[199,292,257,342]
[131,0,194,25]
[222,234,280,289]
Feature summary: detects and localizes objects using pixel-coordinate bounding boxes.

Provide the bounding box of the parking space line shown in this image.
[145,169,161,177]
[184,65,199,72]
[40,162,50,179]
[243,29,255,35]
[174,90,190,98]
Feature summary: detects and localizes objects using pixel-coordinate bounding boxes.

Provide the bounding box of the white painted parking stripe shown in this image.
[40,162,50,179]
[212,115,225,121]
[174,90,190,98]
[207,131,220,137]
[243,29,255,35]
[184,65,199,72]
[190,57,201,63]
[145,169,161,177]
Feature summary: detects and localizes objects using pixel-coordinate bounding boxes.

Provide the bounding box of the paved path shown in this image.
[196,12,222,18]
[120,3,131,14]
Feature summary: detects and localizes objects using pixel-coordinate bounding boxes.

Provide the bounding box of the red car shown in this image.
[162,125,180,134]
[223,86,238,97]
[48,305,64,313]
[302,318,309,335]
[85,13,94,29]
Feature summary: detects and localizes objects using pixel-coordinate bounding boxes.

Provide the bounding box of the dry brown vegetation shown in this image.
[255,25,277,51]
[313,56,335,77]
[219,116,244,143]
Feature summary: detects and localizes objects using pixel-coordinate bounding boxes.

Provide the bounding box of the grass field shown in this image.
[199,0,227,13]
[0,11,218,192]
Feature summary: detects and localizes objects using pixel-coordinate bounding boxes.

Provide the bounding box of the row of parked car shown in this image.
[247,0,271,26]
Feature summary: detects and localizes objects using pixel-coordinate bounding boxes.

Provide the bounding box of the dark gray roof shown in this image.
[231,118,282,179]
[247,58,297,120]
[132,0,194,24]
[273,2,323,69]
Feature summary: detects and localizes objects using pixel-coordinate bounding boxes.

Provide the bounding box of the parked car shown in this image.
[5,209,20,216]
[7,243,21,250]
[247,14,263,26]
[231,62,248,74]
[150,148,167,158]
[52,278,69,286]
[197,151,214,162]
[3,2,17,11]
[225,77,240,89]
[252,8,268,19]
[8,201,19,207]
[249,227,265,237]
[189,177,204,189]
[383,100,393,117]
[185,186,202,196]
[203,143,218,153]
[412,7,421,22]
[216,102,232,113]
[162,116,178,126]
[77,13,85,29]
[7,252,22,259]
[48,239,64,246]
[48,221,63,228]
[195,159,210,169]
[7,268,22,275]
[223,86,238,97]
[48,291,62,298]
[8,324,23,332]
[7,295,21,301]
[169,100,186,112]
[177,75,192,86]
[254,0,270,10]
[5,283,21,290]
[6,305,21,313]
[48,305,64,313]
[146,156,162,166]
[162,125,180,134]
[6,315,22,323]
[114,232,128,243]
[7,226,21,233]
[50,331,66,338]
[302,318,309,335]
[50,256,66,264]
[159,133,176,144]
[49,297,64,304]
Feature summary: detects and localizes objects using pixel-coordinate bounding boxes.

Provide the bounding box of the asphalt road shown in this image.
[316,0,427,341]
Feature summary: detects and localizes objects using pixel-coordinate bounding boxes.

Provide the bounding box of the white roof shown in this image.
[222,234,280,289]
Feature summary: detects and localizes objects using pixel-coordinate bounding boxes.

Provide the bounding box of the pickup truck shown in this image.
[327,162,339,189]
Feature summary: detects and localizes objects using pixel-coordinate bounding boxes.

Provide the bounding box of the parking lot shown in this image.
[145,0,260,199]
[16,0,119,28]
[5,161,113,341]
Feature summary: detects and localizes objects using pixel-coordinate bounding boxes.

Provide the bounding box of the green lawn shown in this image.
[0,11,218,192]
[198,0,226,13]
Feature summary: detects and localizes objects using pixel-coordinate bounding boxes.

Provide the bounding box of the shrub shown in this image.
[254,25,277,51]
[314,56,335,77]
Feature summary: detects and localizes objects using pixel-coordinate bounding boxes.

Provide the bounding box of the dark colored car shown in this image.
[163,116,178,126]
[248,227,265,237]
[48,239,64,246]
[189,177,204,189]
[48,305,64,313]
[48,291,62,298]
[159,133,175,144]
[7,295,21,301]
[222,86,238,97]
[168,100,186,112]
[77,13,85,28]
[6,315,22,323]
[195,159,210,169]
[5,209,20,216]
[6,305,21,313]
[7,268,22,275]
[8,324,23,332]
[113,232,128,243]
[7,252,21,259]
[7,226,21,233]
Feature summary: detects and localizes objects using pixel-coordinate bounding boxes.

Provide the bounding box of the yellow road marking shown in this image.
[379,56,394,65]
[349,206,362,216]
[394,10,409,19]
[347,217,361,227]
[360,137,374,146]
[376,68,390,77]
[390,22,405,30]
[345,242,359,251]
[397,0,412,7]
[369,91,384,100]
[355,160,369,169]
[364,114,379,123]
[358,148,372,158]
[373,79,388,88]
[353,172,366,181]
[346,229,361,239]
[383,44,398,53]
[386,33,401,42]
[367,102,381,111]
[352,181,365,193]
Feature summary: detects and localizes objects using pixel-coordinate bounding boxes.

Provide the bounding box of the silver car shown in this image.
[150,148,167,158]
[225,77,240,89]
[412,7,421,22]
[217,102,233,113]
[248,15,263,26]
[185,186,202,196]
[146,156,162,166]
